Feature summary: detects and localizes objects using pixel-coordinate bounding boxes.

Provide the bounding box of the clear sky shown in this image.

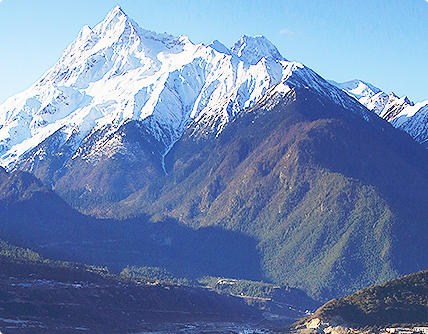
[0,0,427,104]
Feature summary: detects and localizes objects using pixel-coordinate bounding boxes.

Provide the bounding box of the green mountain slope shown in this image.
[8,82,428,302]
[0,168,265,281]
[0,167,318,320]
[109,87,428,300]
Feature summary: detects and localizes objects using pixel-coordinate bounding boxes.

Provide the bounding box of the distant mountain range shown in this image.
[0,6,428,304]
[331,79,428,146]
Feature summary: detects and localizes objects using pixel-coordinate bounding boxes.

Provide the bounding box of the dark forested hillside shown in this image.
[0,168,265,282]
[107,86,428,300]
[305,269,428,327]
[5,83,428,302]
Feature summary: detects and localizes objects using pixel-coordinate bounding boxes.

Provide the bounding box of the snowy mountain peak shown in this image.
[329,79,384,104]
[388,92,413,106]
[97,5,129,30]
[329,79,389,115]
[207,40,231,55]
[94,6,132,37]
[108,4,126,18]
[230,35,286,65]
[0,6,365,171]
[333,79,428,146]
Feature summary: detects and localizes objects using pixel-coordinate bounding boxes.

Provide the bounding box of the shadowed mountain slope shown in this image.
[107,86,428,301]
[0,171,318,332]
[0,167,265,282]
[4,81,428,302]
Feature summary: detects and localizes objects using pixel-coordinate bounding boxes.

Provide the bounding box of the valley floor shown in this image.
[0,274,289,334]
[0,320,273,334]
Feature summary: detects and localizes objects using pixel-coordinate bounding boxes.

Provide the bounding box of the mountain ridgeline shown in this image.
[0,6,428,303]
[331,79,428,146]
[4,82,428,302]
[111,85,428,300]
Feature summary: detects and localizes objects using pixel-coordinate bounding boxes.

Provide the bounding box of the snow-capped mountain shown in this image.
[332,79,428,145]
[0,6,366,172]
[329,79,389,115]
[4,6,428,304]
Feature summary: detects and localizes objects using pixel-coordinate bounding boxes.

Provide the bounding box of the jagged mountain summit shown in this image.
[331,79,428,145]
[0,5,343,174]
[0,5,365,205]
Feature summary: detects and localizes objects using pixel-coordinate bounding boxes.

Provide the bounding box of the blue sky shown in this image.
[0,0,427,104]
